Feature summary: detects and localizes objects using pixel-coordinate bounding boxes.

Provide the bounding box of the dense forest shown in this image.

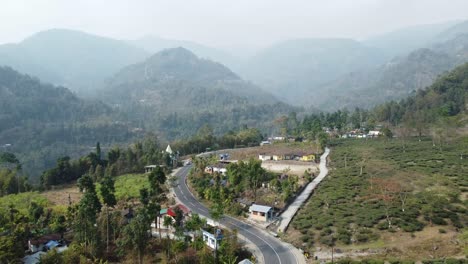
[0,66,143,181]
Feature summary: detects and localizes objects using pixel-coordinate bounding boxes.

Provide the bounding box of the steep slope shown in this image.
[311,33,468,111]
[0,29,149,95]
[102,47,295,138]
[239,38,385,104]
[0,66,140,180]
[374,62,468,126]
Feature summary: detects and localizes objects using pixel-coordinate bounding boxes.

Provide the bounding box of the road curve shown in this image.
[173,165,300,264]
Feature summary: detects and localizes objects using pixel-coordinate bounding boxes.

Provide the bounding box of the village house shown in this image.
[368,130,381,137]
[28,234,62,253]
[154,204,191,230]
[299,153,315,162]
[202,227,223,249]
[204,163,228,175]
[260,150,315,162]
[249,204,274,222]
[258,153,272,161]
[144,165,157,173]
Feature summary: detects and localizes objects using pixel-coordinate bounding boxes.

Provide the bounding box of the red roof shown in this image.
[162,204,191,217]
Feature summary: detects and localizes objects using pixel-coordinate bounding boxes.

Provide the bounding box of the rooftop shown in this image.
[249,204,273,213]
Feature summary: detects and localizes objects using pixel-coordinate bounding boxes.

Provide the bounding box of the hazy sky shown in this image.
[1,0,467,49]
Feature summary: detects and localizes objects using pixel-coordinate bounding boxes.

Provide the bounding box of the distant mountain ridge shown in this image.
[238,38,386,104]
[309,32,468,111]
[0,29,149,95]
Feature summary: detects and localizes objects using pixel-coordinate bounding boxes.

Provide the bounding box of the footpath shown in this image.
[277,147,330,233]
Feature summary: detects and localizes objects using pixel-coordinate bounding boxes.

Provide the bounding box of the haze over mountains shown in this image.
[0,29,149,95]
[1,19,468,109]
[1,19,468,179]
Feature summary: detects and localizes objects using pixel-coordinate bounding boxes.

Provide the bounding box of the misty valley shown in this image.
[0,8,467,264]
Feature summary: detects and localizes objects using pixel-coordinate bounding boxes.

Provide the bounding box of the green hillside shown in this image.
[0,66,141,181]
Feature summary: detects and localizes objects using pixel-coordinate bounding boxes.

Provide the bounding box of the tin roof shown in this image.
[249,204,272,213]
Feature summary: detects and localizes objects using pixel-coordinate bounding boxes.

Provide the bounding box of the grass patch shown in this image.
[101,173,149,201]
[0,191,49,215]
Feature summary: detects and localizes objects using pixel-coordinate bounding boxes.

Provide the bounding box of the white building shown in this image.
[202,228,223,249]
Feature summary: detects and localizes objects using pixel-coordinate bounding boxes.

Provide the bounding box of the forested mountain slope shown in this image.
[102,47,295,139]
[374,62,468,126]
[310,33,468,111]
[0,67,141,181]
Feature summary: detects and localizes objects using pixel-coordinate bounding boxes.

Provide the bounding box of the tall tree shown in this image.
[75,173,102,254]
[96,142,102,161]
[119,209,151,264]
[100,175,116,255]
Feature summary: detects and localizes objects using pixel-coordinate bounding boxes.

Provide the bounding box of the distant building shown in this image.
[299,154,315,162]
[205,163,228,175]
[368,130,381,137]
[28,234,62,253]
[249,204,274,222]
[165,145,173,154]
[258,154,272,161]
[145,165,157,173]
[260,141,271,146]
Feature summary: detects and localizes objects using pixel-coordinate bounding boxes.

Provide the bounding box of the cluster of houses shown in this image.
[204,158,238,176]
[152,203,227,250]
[341,129,382,139]
[258,151,316,162]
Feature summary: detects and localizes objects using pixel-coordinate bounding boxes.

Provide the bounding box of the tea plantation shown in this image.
[289,136,467,258]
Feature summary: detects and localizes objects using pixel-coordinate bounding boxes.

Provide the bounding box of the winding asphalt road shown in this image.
[173,165,300,264]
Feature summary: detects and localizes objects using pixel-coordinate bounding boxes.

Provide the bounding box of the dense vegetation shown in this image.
[0,47,297,181]
[0,66,145,181]
[0,157,250,263]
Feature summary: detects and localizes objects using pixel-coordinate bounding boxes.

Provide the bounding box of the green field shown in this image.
[0,191,49,214]
[98,173,149,201]
[288,136,467,260]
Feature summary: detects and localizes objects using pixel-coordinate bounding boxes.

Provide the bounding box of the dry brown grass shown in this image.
[41,184,82,206]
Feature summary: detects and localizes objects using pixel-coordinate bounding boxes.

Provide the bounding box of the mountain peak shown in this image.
[107,47,240,85]
[149,47,198,62]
